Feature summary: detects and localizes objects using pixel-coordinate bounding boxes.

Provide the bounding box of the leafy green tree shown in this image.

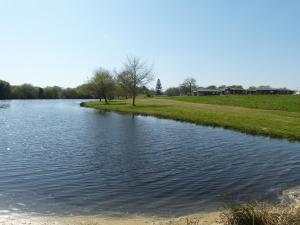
[89,68,115,104]
[148,88,156,97]
[5,82,94,99]
[218,85,227,90]
[42,86,63,99]
[76,84,93,99]
[207,85,217,90]
[141,86,155,97]
[118,56,154,106]
[0,80,11,99]
[11,84,39,99]
[165,87,180,96]
[155,79,162,95]
[62,88,78,99]
[248,86,257,91]
[38,88,44,98]
[114,84,129,99]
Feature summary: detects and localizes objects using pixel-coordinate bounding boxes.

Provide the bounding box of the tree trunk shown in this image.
[104,95,108,104]
[132,85,136,106]
[132,94,136,106]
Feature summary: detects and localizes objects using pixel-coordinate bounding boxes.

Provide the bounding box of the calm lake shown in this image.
[1,100,300,217]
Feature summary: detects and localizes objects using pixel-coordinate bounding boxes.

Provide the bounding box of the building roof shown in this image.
[256,87,295,91]
[196,88,221,92]
[226,87,245,91]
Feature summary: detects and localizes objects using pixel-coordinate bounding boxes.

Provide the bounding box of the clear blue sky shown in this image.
[0,0,299,89]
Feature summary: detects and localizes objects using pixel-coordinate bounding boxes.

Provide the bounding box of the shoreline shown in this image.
[1,186,299,225]
[0,211,221,225]
[80,98,300,141]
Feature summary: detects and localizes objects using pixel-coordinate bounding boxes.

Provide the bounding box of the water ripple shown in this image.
[0,100,300,217]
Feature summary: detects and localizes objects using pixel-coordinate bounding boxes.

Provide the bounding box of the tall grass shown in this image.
[220,203,300,225]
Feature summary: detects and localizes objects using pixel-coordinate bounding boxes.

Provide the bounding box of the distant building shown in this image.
[193,87,295,96]
[256,87,295,95]
[247,89,257,95]
[223,87,247,95]
[194,88,221,96]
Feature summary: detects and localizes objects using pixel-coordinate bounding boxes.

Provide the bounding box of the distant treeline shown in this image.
[0,57,156,102]
[0,79,154,100]
[0,80,93,100]
[1,64,292,100]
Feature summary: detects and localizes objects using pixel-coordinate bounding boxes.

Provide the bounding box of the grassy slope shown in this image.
[82,96,300,141]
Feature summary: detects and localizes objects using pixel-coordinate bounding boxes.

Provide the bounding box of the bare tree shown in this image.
[180,77,197,95]
[118,56,154,106]
[89,68,115,104]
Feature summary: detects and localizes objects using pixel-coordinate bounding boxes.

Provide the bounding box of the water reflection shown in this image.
[0,102,10,109]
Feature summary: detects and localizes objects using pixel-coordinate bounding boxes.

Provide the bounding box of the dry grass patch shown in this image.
[221,203,300,225]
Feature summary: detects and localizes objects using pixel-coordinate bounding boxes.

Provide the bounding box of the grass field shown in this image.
[81,95,300,141]
[164,95,300,113]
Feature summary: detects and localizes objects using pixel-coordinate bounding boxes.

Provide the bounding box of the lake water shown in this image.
[1,100,300,217]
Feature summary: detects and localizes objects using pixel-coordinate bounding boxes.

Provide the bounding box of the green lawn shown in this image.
[164,95,300,113]
[81,96,300,141]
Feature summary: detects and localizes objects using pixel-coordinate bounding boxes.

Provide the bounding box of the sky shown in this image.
[0,0,299,89]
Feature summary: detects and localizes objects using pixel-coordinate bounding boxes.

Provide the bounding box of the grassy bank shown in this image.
[81,96,300,141]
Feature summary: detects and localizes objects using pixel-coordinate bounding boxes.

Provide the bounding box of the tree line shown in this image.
[0,81,94,100]
[0,56,155,106]
[1,56,280,102]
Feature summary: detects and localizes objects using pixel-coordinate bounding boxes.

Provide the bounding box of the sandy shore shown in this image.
[0,212,221,225]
